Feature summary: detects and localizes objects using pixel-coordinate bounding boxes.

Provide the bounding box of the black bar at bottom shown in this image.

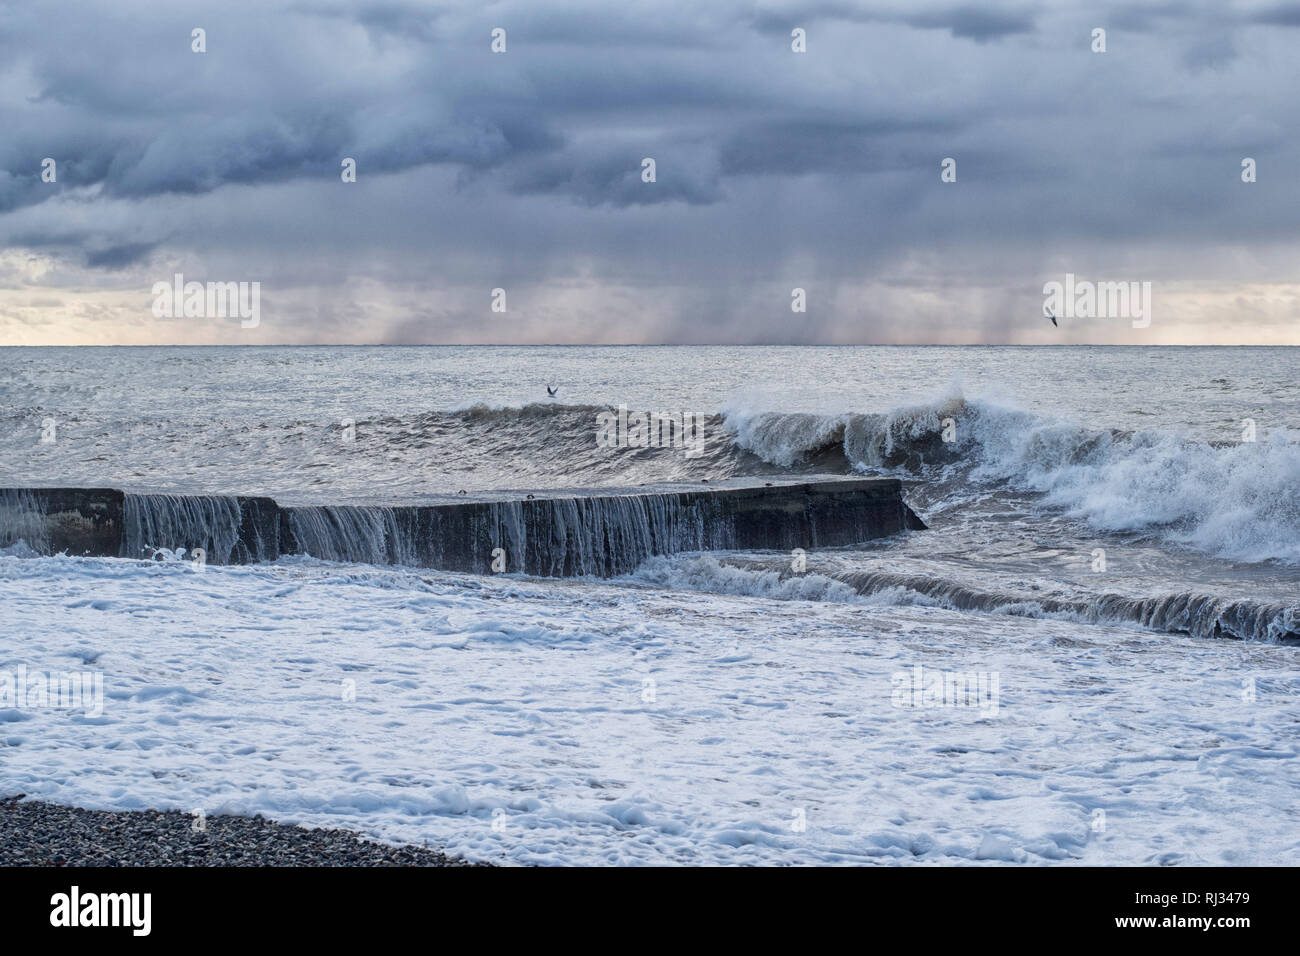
[0,865,1280,944]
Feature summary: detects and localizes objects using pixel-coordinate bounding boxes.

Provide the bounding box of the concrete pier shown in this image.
[1,478,926,575]
[0,487,125,557]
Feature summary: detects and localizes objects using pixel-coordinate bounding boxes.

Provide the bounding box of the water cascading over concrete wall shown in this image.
[0,479,926,575]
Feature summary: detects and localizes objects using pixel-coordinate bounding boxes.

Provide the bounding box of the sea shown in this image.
[2,345,1298,865]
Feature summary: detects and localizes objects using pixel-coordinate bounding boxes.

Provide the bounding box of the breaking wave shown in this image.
[721,393,1300,566]
[630,555,1300,645]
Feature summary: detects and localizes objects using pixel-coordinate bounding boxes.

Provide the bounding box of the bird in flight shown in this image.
[547,385,558,397]
[1046,308,1058,328]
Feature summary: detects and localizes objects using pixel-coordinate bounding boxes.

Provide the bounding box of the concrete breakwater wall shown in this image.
[0,479,926,576]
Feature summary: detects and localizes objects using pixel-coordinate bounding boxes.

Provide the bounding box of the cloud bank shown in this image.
[1,0,1299,344]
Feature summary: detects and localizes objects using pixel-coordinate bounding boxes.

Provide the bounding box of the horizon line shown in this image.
[2,342,1297,349]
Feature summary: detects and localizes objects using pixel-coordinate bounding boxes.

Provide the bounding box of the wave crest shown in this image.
[722,391,1300,565]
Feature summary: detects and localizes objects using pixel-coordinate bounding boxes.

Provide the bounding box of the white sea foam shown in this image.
[4,554,1298,866]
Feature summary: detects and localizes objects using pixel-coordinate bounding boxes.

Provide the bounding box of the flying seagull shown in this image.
[1046,308,1058,328]
[547,385,558,397]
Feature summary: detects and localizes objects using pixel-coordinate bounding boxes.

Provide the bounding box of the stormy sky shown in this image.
[2,0,1299,345]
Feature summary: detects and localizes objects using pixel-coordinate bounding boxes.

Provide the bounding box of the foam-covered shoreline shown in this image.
[5,552,1298,866]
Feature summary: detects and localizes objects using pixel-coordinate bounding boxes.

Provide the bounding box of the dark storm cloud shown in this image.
[1103,1,1300,71]
[1106,3,1197,31]
[1,0,1299,344]
[900,6,1035,42]
[507,148,722,207]
[749,2,1036,42]
[719,118,961,176]
[1252,3,1300,26]
[84,242,158,270]
[355,3,441,39]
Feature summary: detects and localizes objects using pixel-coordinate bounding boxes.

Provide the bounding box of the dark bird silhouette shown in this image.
[546,385,558,397]
[1046,308,1058,328]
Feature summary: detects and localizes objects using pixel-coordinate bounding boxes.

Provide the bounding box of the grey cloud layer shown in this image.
[1,0,1298,342]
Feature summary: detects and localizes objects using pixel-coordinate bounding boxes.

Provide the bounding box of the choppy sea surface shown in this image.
[2,345,1298,864]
